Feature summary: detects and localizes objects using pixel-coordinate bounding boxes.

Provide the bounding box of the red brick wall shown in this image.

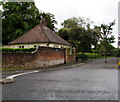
[35,47,65,67]
[2,47,76,69]
[2,47,65,69]
[2,52,36,68]
[36,47,65,60]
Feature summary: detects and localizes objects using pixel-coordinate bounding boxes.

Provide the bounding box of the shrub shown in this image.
[114,49,120,57]
[1,48,37,52]
[76,52,101,60]
[76,52,88,61]
[85,53,101,58]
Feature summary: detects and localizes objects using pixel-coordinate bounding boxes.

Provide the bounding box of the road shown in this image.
[2,58,118,100]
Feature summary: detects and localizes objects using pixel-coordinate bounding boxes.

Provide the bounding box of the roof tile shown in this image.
[9,23,72,46]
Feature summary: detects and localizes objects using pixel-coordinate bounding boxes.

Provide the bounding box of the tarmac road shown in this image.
[2,58,118,100]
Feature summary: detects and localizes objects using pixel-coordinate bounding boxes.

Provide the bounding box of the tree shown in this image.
[97,43,115,55]
[41,12,57,31]
[69,27,94,52]
[2,2,57,45]
[114,48,120,57]
[95,21,116,62]
[96,21,115,62]
[59,17,98,52]
[2,2,40,45]
[96,20,115,44]
[61,17,80,28]
[58,28,69,41]
[61,17,93,29]
[0,1,2,47]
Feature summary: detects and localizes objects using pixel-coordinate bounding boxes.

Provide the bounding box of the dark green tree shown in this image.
[96,20,115,44]
[61,17,90,29]
[97,43,115,56]
[2,2,57,45]
[59,17,98,52]
[41,12,57,31]
[58,28,69,41]
[69,27,93,52]
[2,2,40,45]
[61,17,79,28]
[114,48,120,57]
[96,21,115,59]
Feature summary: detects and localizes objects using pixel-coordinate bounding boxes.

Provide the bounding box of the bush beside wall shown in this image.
[76,52,102,60]
[1,48,36,52]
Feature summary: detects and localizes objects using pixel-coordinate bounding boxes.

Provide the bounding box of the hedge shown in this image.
[1,48,37,52]
[76,52,102,60]
[114,49,120,57]
[85,53,102,58]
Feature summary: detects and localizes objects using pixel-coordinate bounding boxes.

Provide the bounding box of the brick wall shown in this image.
[2,52,36,68]
[35,47,65,67]
[2,47,76,69]
[2,47,65,69]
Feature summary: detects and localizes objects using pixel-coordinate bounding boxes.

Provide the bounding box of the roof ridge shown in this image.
[8,23,72,46]
[39,24,51,44]
[45,27,72,46]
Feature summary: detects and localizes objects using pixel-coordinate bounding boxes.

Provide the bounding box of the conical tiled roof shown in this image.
[8,23,72,46]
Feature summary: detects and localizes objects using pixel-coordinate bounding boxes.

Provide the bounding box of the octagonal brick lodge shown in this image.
[7,20,72,48]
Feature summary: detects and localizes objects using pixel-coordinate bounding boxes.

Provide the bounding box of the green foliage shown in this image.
[96,21,115,52]
[99,21,115,44]
[2,2,57,45]
[94,21,116,57]
[85,53,102,58]
[76,52,101,60]
[67,48,73,55]
[2,2,40,45]
[114,48,120,57]
[1,48,36,52]
[92,49,97,53]
[61,17,79,28]
[41,12,57,31]
[59,17,99,53]
[61,17,93,29]
[69,27,94,52]
[58,28,70,41]
[76,52,87,61]
[97,43,115,56]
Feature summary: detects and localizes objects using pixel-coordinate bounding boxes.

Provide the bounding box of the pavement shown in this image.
[1,61,85,84]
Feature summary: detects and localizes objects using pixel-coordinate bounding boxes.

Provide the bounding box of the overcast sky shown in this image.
[34,0,119,47]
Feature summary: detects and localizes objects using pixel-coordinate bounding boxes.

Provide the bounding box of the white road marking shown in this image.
[6,70,40,79]
[3,63,85,83]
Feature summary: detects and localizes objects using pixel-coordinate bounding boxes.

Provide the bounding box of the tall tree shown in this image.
[96,21,115,54]
[97,20,115,44]
[69,27,94,52]
[59,17,98,52]
[2,2,40,45]
[96,21,115,62]
[2,2,57,45]
[58,28,69,41]
[61,17,93,29]
[41,12,57,31]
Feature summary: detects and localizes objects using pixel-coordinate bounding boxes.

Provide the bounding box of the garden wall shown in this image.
[2,47,76,69]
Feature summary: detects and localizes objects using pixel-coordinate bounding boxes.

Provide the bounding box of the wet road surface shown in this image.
[2,58,118,100]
